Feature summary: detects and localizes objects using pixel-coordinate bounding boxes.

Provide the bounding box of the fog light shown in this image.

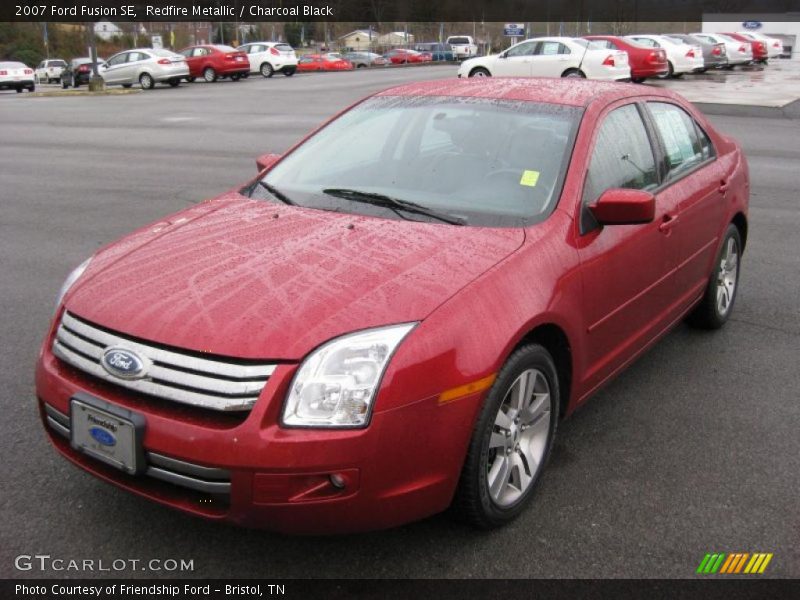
[329,473,346,489]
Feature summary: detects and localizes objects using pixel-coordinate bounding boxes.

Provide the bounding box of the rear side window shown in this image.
[538,42,570,55]
[583,104,658,208]
[647,102,714,177]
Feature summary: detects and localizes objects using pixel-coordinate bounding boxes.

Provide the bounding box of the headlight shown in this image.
[55,257,92,312]
[282,323,417,428]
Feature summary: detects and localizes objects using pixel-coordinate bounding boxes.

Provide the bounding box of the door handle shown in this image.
[658,213,679,233]
[718,179,730,194]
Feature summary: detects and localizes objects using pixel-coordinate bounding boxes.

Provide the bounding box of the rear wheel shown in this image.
[687,224,742,329]
[139,72,155,89]
[260,63,274,78]
[631,77,645,83]
[15,87,22,93]
[168,78,180,87]
[452,344,559,528]
[203,67,217,83]
[469,67,491,77]
[230,73,241,81]
[562,69,586,78]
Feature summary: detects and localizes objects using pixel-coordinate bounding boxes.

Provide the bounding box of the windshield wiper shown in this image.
[256,181,295,205]
[322,188,465,226]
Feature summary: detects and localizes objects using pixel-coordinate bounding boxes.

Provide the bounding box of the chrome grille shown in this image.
[53,311,276,412]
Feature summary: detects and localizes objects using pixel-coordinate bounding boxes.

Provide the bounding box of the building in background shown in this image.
[702,15,799,58]
[338,29,376,51]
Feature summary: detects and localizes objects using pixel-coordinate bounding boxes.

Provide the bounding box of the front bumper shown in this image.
[35,331,478,533]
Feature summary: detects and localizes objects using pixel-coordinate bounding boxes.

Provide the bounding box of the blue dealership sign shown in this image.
[742,21,762,30]
[504,23,525,36]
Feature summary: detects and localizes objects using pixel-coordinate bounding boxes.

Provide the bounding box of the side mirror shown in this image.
[589,188,655,225]
[498,51,507,59]
[256,153,281,172]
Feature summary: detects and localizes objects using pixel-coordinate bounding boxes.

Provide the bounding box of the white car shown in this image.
[237,42,298,77]
[99,48,189,89]
[34,59,67,84]
[447,36,479,59]
[0,61,35,93]
[457,37,630,82]
[692,33,753,67]
[626,34,704,77]
[737,32,784,59]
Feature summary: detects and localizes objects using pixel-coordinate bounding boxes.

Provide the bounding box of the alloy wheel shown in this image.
[487,369,551,507]
[716,236,739,317]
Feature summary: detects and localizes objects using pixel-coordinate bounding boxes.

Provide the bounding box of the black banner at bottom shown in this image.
[3,579,800,600]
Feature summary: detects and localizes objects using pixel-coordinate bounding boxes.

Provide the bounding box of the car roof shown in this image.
[376,77,682,108]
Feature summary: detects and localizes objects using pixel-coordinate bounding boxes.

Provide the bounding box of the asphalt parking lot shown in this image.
[1,66,798,579]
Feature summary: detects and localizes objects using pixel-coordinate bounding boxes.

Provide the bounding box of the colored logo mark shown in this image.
[697,552,773,574]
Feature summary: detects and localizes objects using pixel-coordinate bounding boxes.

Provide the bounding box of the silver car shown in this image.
[692,33,753,67]
[100,48,189,89]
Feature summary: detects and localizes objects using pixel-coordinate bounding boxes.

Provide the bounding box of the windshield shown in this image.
[247,96,581,227]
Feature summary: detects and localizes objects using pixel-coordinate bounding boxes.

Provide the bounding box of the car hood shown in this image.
[66,194,524,360]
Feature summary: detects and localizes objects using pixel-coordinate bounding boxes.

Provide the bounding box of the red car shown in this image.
[723,32,768,62]
[179,44,250,82]
[384,49,431,64]
[296,54,354,72]
[37,79,748,534]
[584,35,668,82]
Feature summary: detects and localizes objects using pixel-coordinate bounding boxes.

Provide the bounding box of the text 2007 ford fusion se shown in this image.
[36,79,748,533]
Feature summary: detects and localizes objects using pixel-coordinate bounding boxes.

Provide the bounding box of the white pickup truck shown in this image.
[446,36,478,59]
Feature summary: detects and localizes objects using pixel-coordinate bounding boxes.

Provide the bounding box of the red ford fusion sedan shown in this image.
[36,79,748,534]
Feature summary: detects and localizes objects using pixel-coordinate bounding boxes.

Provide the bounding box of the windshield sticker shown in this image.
[520,170,540,187]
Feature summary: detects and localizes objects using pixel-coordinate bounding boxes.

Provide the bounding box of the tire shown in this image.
[122,83,132,88]
[469,67,491,78]
[62,79,68,89]
[168,78,180,87]
[139,72,155,89]
[203,67,217,83]
[631,77,645,83]
[27,85,35,92]
[452,344,559,529]
[230,74,241,81]
[186,76,196,83]
[687,223,742,330]
[562,69,586,78]
[357,63,366,69]
[260,63,274,78]
[15,87,22,93]
[283,68,295,76]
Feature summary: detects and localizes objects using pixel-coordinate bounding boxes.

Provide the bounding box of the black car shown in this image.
[61,57,104,88]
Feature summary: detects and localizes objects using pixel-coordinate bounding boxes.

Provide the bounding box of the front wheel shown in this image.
[469,67,491,77]
[562,69,586,78]
[139,72,155,89]
[260,63,274,78]
[452,344,559,528]
[687,224,742,329]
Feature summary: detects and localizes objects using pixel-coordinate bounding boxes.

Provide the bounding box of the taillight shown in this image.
[773,41,781,48]
[757,42,765,51]
[0,70,6,75]
[686,48,695,58]
[270,47,280,56]
[712,45,722,56]
[602,55,615,67]
[157,58,171,65]
[738,45,747,53]
[24,69,33,74]
[78,65,89,73]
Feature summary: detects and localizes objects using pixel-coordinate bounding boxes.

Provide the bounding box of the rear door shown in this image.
[123,52,148,84]
[531,41,572,77]
[576,102,682,393]
[643,101,728,305]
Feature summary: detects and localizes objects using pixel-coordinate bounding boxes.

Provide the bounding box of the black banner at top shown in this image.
[4,0,800,23]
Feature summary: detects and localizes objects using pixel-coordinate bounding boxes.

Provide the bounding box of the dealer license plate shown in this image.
[70,396,142,474]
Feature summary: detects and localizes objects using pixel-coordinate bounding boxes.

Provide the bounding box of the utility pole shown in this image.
[87,22,104,91]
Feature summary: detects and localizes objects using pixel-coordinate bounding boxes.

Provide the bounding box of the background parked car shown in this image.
[458,37,630,81]
[341,52,388,68]
[691,33,753,67]
[723,32,768,63]
[625,34,704,77]
[0,61,35,92]
[296,54,354,72]
[736,31,783,59]
[383,49,431,64]
[100,48,189,89]
[237,41,297,78]
[446,35,478,59]
[414,43,456,61]
[665,34,727,71]
[34,59,66,84]
[179,44,249,82]
[584,35,668,82]
[61,57,104,88]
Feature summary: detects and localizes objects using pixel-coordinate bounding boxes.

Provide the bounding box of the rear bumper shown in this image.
[631,64,669,78]
[35,338,478,534]
[217,64,251,76]
[0,78,34,89]
[153,66,191,81]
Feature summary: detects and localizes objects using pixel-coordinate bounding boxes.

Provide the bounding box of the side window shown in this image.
[633,37,656,47]
[582,104,658,226]
[648,102,710,177]
[507,41,537,57]
[538,42,564,55]
[696,123,716,161]
[106,54,127,66]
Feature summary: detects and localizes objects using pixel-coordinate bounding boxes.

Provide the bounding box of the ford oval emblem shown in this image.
[101,347,145,379]
[89,427,116,447]
[742,20,762,30]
